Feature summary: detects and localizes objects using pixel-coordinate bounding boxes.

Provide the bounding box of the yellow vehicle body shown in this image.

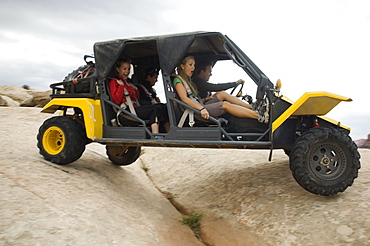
[272,91,352,133]
[40,92,351,140]
[41,98,103,139]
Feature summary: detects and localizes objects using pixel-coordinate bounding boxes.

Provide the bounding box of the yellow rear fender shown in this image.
[41,98,103,139]
[272,92,352,132]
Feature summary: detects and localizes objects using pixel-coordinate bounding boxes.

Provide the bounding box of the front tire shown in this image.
[37,116,88,164]
[106,145,141,166]
[289,127,360,196]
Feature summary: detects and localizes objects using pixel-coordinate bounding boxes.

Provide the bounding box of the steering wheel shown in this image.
[230,81,244,97]
[230,81,253,104]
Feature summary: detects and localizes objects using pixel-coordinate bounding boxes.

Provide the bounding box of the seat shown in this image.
[105,79,150,127]
[169,75,228,128]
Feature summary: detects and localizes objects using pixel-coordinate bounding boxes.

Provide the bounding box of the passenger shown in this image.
[109,58,168,133]
[192,60,253,110]
[137,67,161,105]
[137,67,170,132]
[173,56,258,120]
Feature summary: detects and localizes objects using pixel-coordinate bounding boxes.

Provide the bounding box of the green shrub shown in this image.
[22,85,30,90]
[181,211,203,237]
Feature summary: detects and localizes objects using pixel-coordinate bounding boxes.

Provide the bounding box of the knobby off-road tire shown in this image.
[37,116,88,165]
[284,149,291,156]
[289,127,360,196]
[106,145,141,166]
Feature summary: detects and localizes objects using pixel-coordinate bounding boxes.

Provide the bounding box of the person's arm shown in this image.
[194,77,241,98]
[203,81,237,92]
[128,83,140,102]
[108,79,125,105]
[174,80,209,119]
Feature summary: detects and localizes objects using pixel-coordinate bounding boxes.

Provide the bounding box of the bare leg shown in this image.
[215,91,252,109]
[222,101,258,119]
[151,117,159,133]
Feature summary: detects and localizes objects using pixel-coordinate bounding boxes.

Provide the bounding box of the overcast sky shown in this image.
[1,0,369,140]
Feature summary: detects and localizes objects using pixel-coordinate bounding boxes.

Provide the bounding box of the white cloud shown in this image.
[0,32,82,64]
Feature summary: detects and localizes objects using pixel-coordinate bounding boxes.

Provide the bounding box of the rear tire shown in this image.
[289,127,360,195]
[37,116,88,165]
[106,145,141,166]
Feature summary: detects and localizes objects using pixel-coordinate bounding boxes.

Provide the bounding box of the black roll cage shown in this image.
[50,31,278,151]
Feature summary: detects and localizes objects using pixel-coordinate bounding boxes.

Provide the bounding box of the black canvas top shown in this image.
[93,31,228,82]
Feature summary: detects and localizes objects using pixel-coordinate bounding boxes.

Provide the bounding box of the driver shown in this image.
[192,60,254,111]
[192,60,243,99]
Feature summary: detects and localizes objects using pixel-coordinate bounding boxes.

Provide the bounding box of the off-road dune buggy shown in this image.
[37,31,360,196]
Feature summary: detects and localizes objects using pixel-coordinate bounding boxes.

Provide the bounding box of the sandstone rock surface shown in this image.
[1,107,369,246]
[0,85,50,107]
[140,148,370,246]
[0,107,202,246]
[0,95,20,107]
[355,134,370,149]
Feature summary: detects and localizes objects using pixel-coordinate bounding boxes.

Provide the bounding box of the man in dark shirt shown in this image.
[192,61,244,99]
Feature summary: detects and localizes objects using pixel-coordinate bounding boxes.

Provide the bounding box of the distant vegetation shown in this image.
[22,85,30,90]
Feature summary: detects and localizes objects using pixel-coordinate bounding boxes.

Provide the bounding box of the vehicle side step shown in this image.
[94,138,272,149]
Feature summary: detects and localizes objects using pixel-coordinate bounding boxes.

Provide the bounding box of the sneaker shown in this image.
[257,97,269,124]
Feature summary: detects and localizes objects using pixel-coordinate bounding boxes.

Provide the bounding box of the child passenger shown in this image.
[108,58,168,133]
[173,56,259,120]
